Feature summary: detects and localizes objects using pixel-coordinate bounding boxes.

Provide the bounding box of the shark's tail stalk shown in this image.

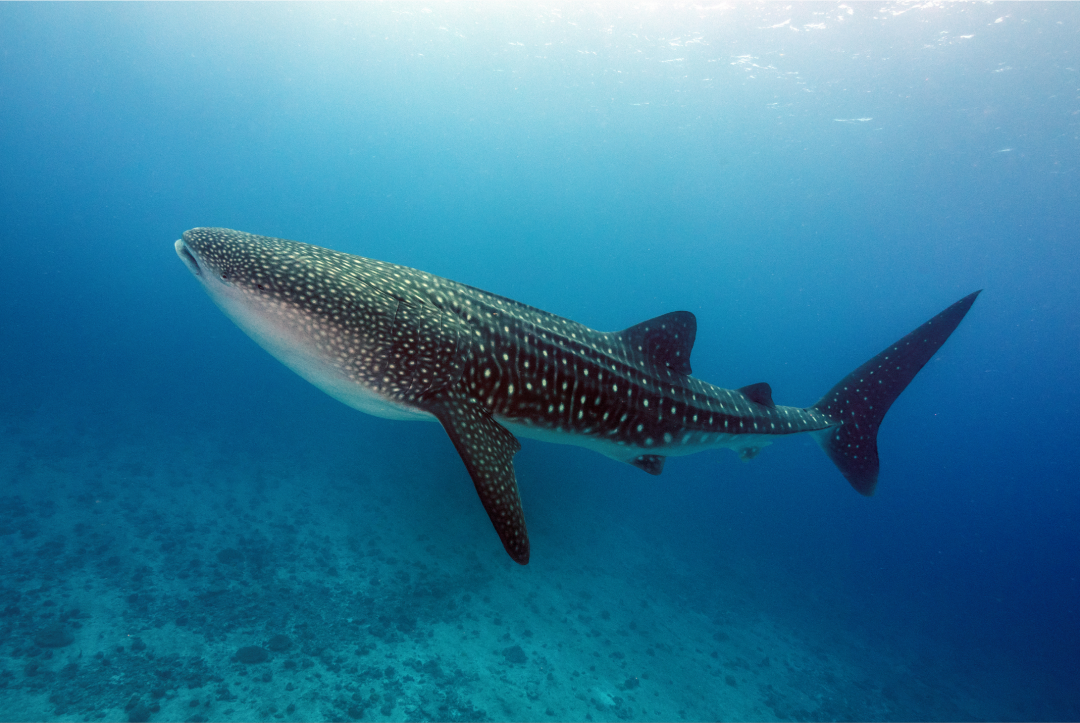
[812,291,981,495]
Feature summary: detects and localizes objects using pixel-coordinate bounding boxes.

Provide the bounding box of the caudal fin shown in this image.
[813,291,981,495]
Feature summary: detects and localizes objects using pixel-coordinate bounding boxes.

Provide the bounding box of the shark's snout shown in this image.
[175,239,201,276]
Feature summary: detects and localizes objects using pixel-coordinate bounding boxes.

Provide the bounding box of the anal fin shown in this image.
[630,454,666,475]
[738,446,762,461]
[425,394,529,564]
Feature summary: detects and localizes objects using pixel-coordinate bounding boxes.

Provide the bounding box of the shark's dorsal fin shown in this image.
[619,311,697,375]
[630,454,666,475]
[738,382,775,408]
[425,393,529,564]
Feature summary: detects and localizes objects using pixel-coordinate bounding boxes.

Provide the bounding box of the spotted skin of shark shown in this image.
[176,228,980,564]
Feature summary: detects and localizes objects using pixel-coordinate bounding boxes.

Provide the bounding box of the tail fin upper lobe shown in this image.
[813,291,981,495]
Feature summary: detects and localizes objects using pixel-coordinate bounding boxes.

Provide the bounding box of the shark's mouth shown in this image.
[174,240,201,276]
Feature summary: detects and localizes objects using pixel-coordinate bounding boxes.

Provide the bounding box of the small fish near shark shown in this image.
[175,228,979,564]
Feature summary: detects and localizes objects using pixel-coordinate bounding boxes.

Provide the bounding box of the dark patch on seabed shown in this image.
[0,412,1058,722]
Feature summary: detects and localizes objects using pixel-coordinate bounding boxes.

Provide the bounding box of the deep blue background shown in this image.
[2,3,1078,714]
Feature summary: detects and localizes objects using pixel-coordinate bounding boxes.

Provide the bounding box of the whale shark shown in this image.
[175,228,979,564]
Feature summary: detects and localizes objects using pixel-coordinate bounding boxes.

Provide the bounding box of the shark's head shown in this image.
[175,227,428,420]
[175,227,294,319]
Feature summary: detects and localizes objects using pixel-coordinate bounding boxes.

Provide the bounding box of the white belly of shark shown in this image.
[176,228,980,565]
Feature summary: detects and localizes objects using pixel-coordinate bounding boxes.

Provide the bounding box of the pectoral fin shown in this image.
[426,395,530,564]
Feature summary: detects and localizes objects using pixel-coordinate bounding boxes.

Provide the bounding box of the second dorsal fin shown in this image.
[619,311,697,375]
[738,382,775,407]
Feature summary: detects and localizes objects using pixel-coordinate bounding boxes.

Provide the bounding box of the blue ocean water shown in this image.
[1,3,1078,720]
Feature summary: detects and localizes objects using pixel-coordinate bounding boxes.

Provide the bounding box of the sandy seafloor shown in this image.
[0,399,1063,723]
